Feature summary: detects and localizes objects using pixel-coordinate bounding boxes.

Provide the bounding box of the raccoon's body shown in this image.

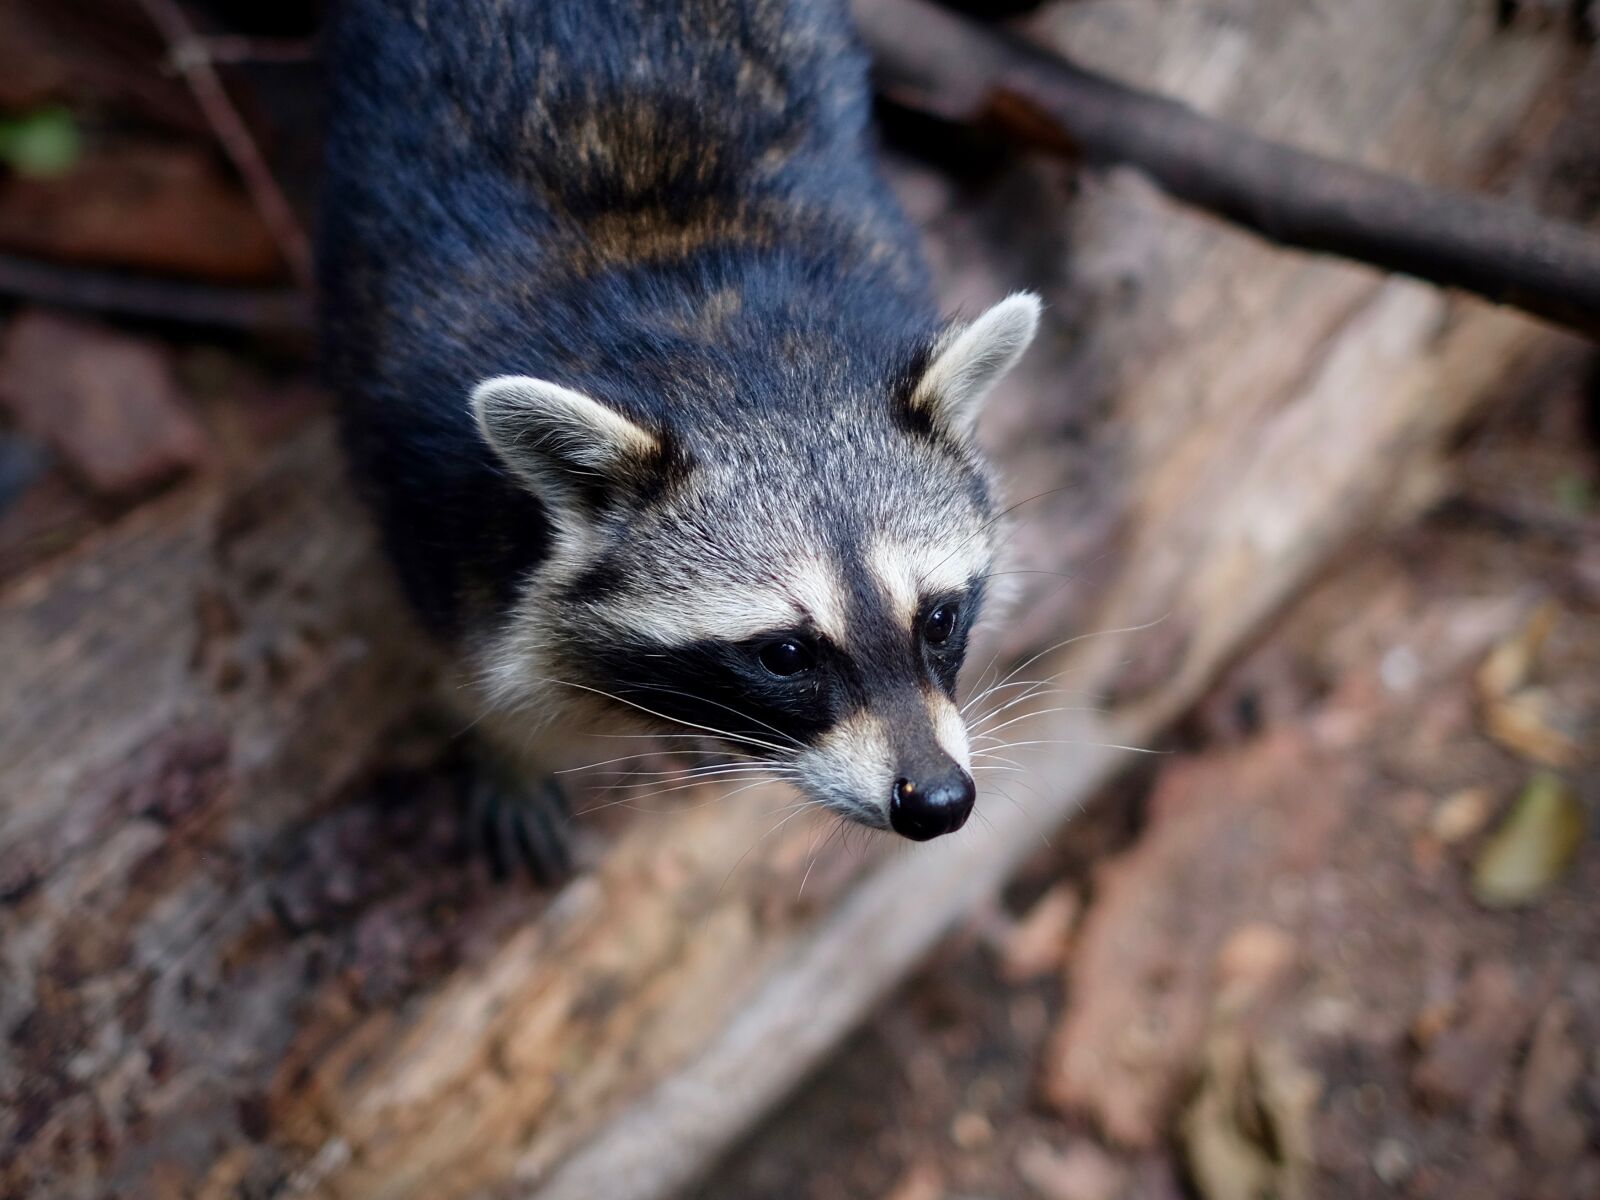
[320,0,1039,847]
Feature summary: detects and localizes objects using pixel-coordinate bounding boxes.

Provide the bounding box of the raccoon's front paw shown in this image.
[1495,0,1596,40]
[466,762,574,887]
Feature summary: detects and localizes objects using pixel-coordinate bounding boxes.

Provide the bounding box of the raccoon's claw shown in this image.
[468,768,573,887]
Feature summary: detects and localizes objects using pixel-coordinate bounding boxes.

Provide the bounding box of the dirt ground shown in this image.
[696,362,1600,1199]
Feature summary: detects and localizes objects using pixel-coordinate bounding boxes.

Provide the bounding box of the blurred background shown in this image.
[0,2,1596,1198]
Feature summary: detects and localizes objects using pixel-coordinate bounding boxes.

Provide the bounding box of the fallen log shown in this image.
[1,4,1594,1199]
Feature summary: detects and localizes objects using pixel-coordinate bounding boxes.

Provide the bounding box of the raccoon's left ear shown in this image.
[471,375,659,503]
[910,292,1041,441]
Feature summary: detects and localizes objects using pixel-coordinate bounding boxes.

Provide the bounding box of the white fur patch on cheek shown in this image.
[928,693,971,771]
[792,712,895,828]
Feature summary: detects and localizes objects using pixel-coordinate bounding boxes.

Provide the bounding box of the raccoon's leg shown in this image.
[436,669,582,885]
[1575,0,1596,38]
[461,744,574,885]
[1495,0,1596,40]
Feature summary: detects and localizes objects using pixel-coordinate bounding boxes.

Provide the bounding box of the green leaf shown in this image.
[1551,472,1594,517]
[0,107,82,178]
[1472,772,1585,909]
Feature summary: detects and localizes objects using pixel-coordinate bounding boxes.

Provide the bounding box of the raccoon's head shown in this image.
[472,294,1040,841]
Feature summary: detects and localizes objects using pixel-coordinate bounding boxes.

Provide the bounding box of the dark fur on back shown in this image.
[319,0,941,639]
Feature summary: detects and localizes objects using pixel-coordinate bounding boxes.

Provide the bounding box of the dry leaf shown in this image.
[1430,787,1495,844]
[881,1163,944,1200]
[1000,883,1080,983]
[1180,1034,1318,1200]
[0,311,208,497]
[1475,603,1557,701]
[1515,1000,1588,1162]
[1482,688,1583,767]
[1214,924,1297,1016]
[1016,1140,1128,1200]
[950,1110,993,1151]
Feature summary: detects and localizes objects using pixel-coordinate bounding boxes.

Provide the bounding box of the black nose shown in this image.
[889,768,976,841]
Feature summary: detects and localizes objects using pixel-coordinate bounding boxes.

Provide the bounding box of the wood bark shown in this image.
[2,4,1593,1199]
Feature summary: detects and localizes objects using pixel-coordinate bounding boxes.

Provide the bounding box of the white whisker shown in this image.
[972,705,1106,740]
[514,675,797,755]
[978,737,1167,756]
[574,774,778,819]
[556,747,763,775]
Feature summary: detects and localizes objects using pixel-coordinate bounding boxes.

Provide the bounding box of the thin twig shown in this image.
[134,0,315,292]
[0,253,312,332]
[854,0,1600,341]
[168,35,319,68]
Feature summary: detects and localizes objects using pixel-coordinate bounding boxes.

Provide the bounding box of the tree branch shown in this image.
[134,0,315,292]
[0,253,312,332]
[855,0,1600,341]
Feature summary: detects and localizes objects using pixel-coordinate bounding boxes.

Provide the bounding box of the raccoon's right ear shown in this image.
[471,375,660,501]
[908,292,1041,442]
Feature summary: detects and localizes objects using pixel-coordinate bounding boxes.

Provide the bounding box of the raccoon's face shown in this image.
[473,294,1040,840]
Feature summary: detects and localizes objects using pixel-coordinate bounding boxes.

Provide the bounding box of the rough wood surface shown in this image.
[1,3,1592,1198]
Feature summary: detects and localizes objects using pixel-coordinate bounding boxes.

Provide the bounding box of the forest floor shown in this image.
[697,360,1600,1200]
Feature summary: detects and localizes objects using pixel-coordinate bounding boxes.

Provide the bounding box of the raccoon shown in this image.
[318,0,1039,872]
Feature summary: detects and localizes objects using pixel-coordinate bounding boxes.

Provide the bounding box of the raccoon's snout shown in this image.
[889,764,975,841]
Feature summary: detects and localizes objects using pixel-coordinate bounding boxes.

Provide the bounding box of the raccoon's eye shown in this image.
[758,638,816,677]
[923,603,959,646]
